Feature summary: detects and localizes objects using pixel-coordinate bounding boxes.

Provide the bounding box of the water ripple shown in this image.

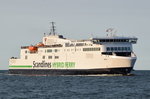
[0,70,150,99]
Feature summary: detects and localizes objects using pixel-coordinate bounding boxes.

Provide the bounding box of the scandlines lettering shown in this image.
[33,61,51,68]
[32,61,75,68]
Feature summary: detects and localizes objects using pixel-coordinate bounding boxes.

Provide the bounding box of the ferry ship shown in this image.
[9,22,138,75]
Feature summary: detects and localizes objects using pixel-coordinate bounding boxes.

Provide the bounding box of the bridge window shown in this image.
[114,47,117,51]
[121,47,124,51]
[107,47,131,51]
[93,39,132,43]
[107,47,110,51]
[128,47,131,51]
[111,47,114,51]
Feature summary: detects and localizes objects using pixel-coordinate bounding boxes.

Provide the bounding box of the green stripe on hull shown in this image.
[9,65,32,68]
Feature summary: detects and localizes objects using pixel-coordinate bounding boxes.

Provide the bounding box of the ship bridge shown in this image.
[92,37,137,44]
[92,36,138,57]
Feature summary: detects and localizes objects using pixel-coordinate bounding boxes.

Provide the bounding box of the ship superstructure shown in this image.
[9,23,138,75]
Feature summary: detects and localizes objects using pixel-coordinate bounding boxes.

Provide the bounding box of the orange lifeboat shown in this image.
[36,43,44,47]
[28,46,38,52]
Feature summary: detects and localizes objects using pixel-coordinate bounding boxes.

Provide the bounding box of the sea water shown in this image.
[0,70,150,99]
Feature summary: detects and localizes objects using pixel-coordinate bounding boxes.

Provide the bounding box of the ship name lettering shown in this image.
[33,61,51,68]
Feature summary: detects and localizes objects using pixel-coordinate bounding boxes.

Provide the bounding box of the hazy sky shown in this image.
[0,0,150,70]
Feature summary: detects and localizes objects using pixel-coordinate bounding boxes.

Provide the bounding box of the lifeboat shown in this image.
[28,46,38,52]
[36,43,44,47]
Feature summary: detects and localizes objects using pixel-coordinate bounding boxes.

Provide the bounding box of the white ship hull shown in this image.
[9,52,136,75]
[9,23,138,75]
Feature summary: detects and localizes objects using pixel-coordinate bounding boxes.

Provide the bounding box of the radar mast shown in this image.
[49,22,56,35]
[106,28,117,37]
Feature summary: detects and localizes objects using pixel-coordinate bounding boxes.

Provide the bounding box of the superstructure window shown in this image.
[65,43,75,47]
[107,47,110,51]
[65,43,70,47]
[122,47,125,51]
[107,47,131,52]
[102,52,112,55]
[114,47,117,51]
[47,49,52,53]
[93,39,132,43]
[76,43,84,46]
[54,49,58,52]
[25,50,28,54]
[42,56,45,59]
[115,52,131,57]
[111,47,114,51]
[83,47,100,51]
[48,56,52,59]
[128,47,131,51]
[55,56,59,59]
[25,56,27,59]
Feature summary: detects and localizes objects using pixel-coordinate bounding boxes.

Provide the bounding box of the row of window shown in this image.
[43,56,59,59]
[65,43,89,47]
[83,47,100,51]
[102,52,131,57]
[25,47,102,53]
[25,49,59,54]
[47,49,83,52]
[25,46,130,53]
[107,47,131,51]
[25,48,84,54]
[93,39,130,43]
[47,49,59,53]
[25,56,59,60]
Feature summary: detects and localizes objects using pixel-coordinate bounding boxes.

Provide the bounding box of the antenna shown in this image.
[49,23,51,35]
[106,28,117,37]
[50,22,56,35]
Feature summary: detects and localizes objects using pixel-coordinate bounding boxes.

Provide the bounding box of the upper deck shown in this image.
[21,36,137,49]
[92,36,137,44]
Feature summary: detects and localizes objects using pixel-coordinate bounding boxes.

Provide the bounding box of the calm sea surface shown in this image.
[0,70,150,99]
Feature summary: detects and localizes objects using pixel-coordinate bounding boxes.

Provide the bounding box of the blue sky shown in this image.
[0,0,150,70]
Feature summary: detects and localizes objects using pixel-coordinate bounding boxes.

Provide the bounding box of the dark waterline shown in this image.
[0,70,150,99]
